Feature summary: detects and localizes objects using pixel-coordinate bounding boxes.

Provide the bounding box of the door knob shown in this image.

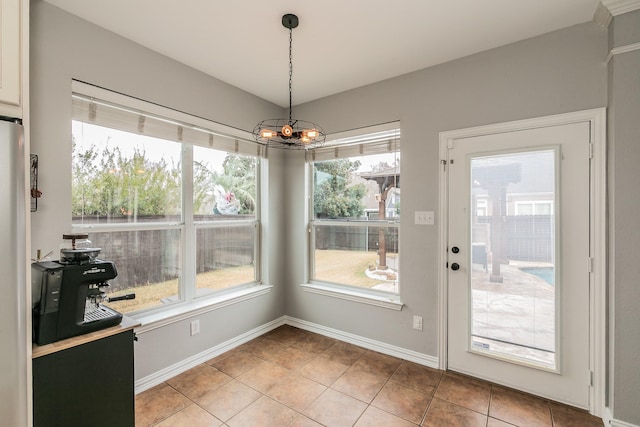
[451,263,460,271]
[451,246,460,254]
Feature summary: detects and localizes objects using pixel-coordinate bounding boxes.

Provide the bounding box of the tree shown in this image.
[314,159,366,218]
[193,154,256,216]
[72,139,181,219]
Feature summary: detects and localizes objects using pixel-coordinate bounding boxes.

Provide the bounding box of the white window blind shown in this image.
[305,125,400,162]
[71,82,265,158]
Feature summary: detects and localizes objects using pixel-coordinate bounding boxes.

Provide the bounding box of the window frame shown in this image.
[304,123,403,310]
[70,81,268,323]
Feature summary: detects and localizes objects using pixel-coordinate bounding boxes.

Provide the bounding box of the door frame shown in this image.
[437,108,606,416]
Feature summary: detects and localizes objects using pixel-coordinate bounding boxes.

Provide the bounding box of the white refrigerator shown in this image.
[0,118,28,427]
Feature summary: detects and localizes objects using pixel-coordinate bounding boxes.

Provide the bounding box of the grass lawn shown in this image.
[107,249,396,313]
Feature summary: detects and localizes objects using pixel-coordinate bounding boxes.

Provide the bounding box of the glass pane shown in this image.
[313,152,400,220]
[72,121,182,224]
[313,224,398,293]
[88,229,181,313]
[195,225,256,294]
[470,150,556,369]
[193,147,256,221]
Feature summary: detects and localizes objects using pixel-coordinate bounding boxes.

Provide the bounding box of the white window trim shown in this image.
[71,81,266,323]
[304,122,402,309]
[134,284,273,333]
[301,283,403,310]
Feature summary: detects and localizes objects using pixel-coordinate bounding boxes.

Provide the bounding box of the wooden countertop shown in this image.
[32,315,140,359]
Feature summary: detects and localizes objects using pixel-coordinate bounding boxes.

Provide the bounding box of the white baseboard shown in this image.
[135,317,286,393]
[135,315,438,393]
[283,315,439,368]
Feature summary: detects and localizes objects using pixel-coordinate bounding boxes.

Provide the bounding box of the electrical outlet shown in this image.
[190,319,200,336]
[414,211,435,225]
[413,315,423,331]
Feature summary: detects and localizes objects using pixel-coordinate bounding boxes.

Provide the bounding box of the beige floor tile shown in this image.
[303,388,368,427]
[422,398,487,427]
[288,414,324,427]
[166,364,231,400]
[321,341,367,365]
[487,417,517,426]
[331,366,388,403]
[136,331,605,427]
[236,360,291,393]
[351,350,403,379]
[267,345,317,370]
[226,395,298,427]
[267,372,327,412]
[489,386,552,427]
[371,380,432,424]
[298,355,350,386]
[135,383,191,427]
[435,371,492,414]
[550,402,604,427]
[194,379,261,422]
[292,332,336,353]
[355,405,418,426]
[208,350,264,378]
[390,361,442,394]
[154,403,222,427]
[265,325,309,347]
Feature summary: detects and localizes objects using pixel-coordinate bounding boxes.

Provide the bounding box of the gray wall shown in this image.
[287,22,607,357]
[30,0,286,379]
[30,1,640,424]
[608,9,640,426]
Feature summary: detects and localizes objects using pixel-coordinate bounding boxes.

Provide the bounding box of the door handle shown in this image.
[451,246,460,254]
[450,263,460,271]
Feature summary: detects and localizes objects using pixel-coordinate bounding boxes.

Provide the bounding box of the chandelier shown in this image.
[252,14,326,149]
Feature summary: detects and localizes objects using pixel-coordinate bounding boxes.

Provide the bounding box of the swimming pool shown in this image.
[521,267,555,285]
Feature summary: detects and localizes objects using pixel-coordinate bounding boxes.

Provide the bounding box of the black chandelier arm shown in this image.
[252,14,325,150]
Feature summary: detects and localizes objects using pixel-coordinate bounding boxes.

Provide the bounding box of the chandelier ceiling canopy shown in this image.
[252,14,326,150]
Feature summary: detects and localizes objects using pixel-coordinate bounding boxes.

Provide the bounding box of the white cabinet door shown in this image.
[0,0,21,110]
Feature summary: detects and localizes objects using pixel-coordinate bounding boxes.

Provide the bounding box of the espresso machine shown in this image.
[32,234,135,345]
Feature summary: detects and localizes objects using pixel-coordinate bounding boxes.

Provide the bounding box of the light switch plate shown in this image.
[415,211,435,225]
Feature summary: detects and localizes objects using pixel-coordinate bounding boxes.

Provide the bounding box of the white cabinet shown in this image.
[0,0,21,117]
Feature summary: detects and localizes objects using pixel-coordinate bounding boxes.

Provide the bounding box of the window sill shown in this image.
[301,283,403,311]
[133,284,273,333]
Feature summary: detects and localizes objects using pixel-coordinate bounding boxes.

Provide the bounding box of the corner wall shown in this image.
[29,0,286,379]
[607,9,640,426]
[286,22,607,362]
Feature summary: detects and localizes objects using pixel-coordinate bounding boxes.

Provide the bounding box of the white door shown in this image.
[446,121,591,408]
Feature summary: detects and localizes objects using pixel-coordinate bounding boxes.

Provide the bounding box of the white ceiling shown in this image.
[43,0,601,107]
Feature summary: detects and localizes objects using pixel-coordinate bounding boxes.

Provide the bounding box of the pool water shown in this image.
[521,267,555,285]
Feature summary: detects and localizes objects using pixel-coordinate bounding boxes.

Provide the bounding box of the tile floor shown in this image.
[135,325,603,427]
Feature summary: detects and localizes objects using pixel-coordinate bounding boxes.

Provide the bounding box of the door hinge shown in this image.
[589,143,594,159]
[587,257,594,273]
[588,370,593,386]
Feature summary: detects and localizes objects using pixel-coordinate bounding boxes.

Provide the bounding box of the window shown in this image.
[71,82,264,315]
[308,125,400,297]
[515,201,553,216]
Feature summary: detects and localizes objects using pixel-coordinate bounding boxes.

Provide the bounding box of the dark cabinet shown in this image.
[33,329,135,427]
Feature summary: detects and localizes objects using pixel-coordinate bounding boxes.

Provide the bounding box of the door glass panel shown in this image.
[470,149,557,370]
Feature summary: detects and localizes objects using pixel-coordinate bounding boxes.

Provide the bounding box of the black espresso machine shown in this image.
[32,234,135,345]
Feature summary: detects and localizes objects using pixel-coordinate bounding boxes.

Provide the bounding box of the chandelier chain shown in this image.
[288,26,293,124]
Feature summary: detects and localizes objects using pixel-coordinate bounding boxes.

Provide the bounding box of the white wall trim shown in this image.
[135,315,439,393]
[284,316,438,368]
[300,283,404,311]
[606,42,640,63]
[133,285,273,334]
[438,108,607,417]
[135,317,286,393]
[601,0,640,16]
